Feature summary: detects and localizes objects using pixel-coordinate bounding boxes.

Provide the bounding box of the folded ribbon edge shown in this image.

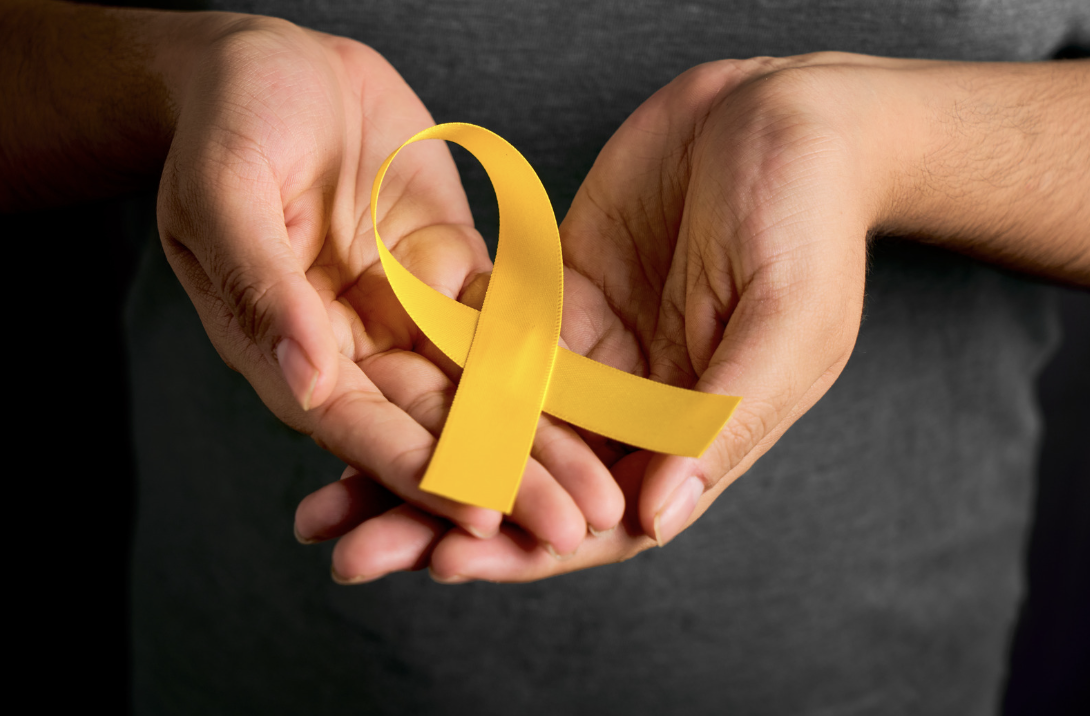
[371,122,742,514]
[378,247,740,457]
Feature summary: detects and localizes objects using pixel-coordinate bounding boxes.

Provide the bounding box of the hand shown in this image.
[438,53,888,579]
[156,16,622,556]
[301,53,882,581]
[297,52,1090,583]
[429,52,1090,581]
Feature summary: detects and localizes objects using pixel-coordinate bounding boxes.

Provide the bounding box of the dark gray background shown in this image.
[6,167,1085,716]
[3,3,1086,711]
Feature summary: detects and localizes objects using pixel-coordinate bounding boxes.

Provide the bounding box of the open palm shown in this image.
[157,16,619,568]
[305,54,891,583]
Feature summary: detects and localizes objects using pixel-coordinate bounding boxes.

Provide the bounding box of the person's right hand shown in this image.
[155,14,622,555]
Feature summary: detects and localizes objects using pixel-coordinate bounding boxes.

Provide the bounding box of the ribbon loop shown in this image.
[372,123,740,514]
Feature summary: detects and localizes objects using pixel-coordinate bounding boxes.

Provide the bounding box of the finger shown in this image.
[558,63,745,352]
[530,414,624,536]
[330,503,450,585]
[334,222,491,383]
[507,454,587,558]
[429,522,654,584]
[558,267,649,377]
[384,225,625,543]
[378,222,493,312]
[286,220,508,540]
[428,526,552,584]
[159,153,340,412]
[558,112,685,344]
[429,451,656,583]
[357,234,609,553]
[554,267,648,468]
[507,281,626,540]
[646,220,699,389]
[640,250,866,546]
[293,467,402,544]
[360,347,590,555]
[310,351,504,539]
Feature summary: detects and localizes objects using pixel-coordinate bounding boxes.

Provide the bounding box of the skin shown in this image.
[1,0,622,560]
[154,16,625,558]
[300,54,1090,583]
[3,2,1088,583]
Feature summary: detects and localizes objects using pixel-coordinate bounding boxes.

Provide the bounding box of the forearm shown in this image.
[880,58,1090,285]
[0,0,214,210]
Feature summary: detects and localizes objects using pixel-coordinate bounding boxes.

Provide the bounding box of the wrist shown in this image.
[783,56,938,240]
[0,2,250,209]
[869,59,1090,283]
[728,53,933,244]
[142,10,282,136]
[869,60,1001,238]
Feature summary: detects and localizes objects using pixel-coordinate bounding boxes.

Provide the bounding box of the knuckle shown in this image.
[216,258,282,349]
[531,421,566,460]
[715,397,781,473]
[387,444,433,489]
[613,538,656,565]
[309,389,374,449]
[403,388,455,433]
[157,153,209,244]
[674,62,734,103]
[206,15,302,64]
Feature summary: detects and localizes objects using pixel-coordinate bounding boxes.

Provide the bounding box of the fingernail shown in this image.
[544,542,577,561]
[653,476,704,547]
[294,523,318,545]
[276,338,319,411]
[428,567,470,584]
[588,524,616,538]
[331,565,382,586]
[465,524,497,540]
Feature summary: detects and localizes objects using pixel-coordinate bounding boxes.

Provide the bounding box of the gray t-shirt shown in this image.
[128,1,1089,713]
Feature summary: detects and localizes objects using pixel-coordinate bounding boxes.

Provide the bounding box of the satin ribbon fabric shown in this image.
[371,123,740,513]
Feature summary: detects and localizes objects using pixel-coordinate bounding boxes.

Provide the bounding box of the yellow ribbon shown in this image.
[371,123,740,514]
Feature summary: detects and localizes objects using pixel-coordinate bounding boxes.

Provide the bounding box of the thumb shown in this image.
[638,266,863,547]
[160,165,339,412]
